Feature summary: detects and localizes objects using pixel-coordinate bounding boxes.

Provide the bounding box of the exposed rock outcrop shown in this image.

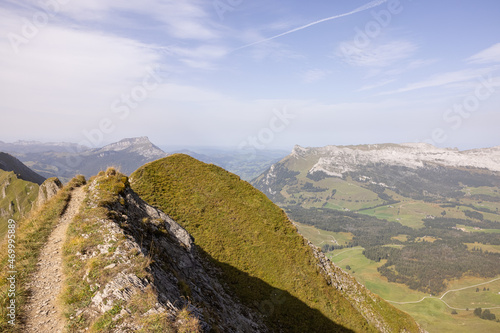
[36,177,63,207]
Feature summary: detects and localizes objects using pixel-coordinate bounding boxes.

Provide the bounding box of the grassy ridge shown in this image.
[0,175,85,331]
[130,154,420,332]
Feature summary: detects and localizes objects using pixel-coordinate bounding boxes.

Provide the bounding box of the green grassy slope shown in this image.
[0,170,39,240]
[130,154,420,332]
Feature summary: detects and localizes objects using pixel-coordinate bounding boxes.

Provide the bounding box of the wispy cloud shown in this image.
[249,40,304,62]
[378,67,497,95]
[235,0,388,50]
[169,44,229,69]
[303,69,329,84]
[467,43,500,64]
[337,40,418,68]
[14,0,224,41]
[357,79,396,91]
[364,59,437,79]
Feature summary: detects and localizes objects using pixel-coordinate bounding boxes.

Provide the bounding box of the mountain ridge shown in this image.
[131,154,422,332]
[2,137,167,182]
[0,152,46,185]
[290,143,500,176]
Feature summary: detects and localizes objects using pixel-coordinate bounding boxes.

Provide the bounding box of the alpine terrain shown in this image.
[253,143,500,332]
[0,155,423,332]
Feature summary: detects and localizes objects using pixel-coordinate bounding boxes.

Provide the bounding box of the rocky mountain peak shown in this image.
[96,136,166,159]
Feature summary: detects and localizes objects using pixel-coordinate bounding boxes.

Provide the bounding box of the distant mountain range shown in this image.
[1,137,287,182]
[0,140,88,154]
[1,137,167,182]
[255,143,500,203]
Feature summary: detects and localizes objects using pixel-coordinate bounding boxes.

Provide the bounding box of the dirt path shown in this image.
[386,276,500,310]
[22,186,86,332]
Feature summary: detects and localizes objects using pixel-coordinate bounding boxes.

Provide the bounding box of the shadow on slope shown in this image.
[196,247,355,333]
[110,184,353,332]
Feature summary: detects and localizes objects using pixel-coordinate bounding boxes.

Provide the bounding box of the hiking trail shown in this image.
[22,186,85,332]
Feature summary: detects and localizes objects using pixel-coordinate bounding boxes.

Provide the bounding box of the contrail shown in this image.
[235,0,388,51]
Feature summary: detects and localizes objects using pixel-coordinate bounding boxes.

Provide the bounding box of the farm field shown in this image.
[465,242,500,253]
[294,221,353,246]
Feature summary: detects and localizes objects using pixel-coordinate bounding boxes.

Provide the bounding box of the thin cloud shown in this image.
[169,44,229,69]
[27,0,223,41]
[303,69,329,84]
[235,0,388,50]
[338,40,418,67]
[357,79,396,91]
[250,40,304,62]
[0,18,163,116]
[378,67,497,95]
[468,43,500,64]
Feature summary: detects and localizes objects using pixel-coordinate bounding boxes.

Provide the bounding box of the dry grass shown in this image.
[0,175,85,332]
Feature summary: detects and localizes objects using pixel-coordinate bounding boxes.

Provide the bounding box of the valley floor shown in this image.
[295,222,500,333]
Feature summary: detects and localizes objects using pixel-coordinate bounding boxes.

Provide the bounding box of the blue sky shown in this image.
[1,0,500,151]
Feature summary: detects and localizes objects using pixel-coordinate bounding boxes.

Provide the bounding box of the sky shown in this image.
[1,0,500,152]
